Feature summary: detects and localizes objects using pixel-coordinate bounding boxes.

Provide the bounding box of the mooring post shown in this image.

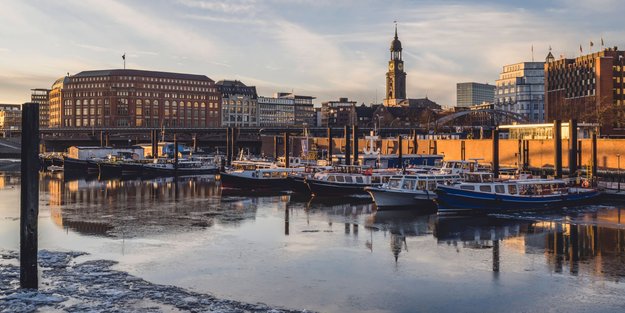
[569,119,578,177]
[412,129,418,154]
[524,140,530,170]
[492,128,499,179]
[21,102,39,289]
[398,135,404,170]
[284,207,290,236]
[231,127,238,161]
[344,125,351,166]
[327,127,333,164]
[492,240,500,273]
[273,136,279,160]
[284,132,290,168]
[173,133,179,172]
[192,134,197,154]
[226,127,231,166]
[577,140,582,174]
[554,120,562,178]
[461,140,466,161]
[105,132,110,148]
[352,125,359,166]
[100,131,105,147]
[591,132,598,180]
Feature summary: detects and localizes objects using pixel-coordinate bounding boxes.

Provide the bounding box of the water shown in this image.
[1,171,625,312]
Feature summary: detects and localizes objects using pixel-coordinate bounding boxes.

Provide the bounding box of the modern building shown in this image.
[384,25,407,106]
[355,104,379,128]
[0,104,22,136]
[545,47,625,136]
[48,69,221,128]
[216,80,258,127]
[258,92,315,127]
[495,62,545,122]
[320,97,357,127]
[31,88,51,128]
[456,82,495,107]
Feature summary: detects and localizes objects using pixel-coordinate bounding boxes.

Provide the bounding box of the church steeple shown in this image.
[385,22,407,106]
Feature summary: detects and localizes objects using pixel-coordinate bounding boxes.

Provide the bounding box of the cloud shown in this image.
[176,0,259,14]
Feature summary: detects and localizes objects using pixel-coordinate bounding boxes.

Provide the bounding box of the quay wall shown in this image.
[262,136,625,170]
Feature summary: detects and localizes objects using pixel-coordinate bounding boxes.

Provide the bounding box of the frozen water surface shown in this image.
[1,172,625,313]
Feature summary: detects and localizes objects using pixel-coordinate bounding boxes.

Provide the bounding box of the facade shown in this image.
[495,62,545,123]
[258,92,315,127]
[355,104,379,128]
[216,80,258,127]
[31,88,51,128]
[48,69,221,128]
[320,97,357,127]
[457,82,495,107]
[0,104,22,136]
[384,25,407,106]
[545,47,625,135]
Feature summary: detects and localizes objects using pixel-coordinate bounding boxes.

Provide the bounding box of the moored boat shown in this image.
[435,172,600,214]
[306,166,397,197]
[365,173,462,210]
[220,161,305,190]
[143,159,218,176]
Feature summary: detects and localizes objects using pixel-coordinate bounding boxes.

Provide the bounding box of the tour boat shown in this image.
[287,166,333,194]
[365,173,462,210]
[143,159,219,176]
[305,165,397,197]
[435,172,600,214]
[219,161,305,190]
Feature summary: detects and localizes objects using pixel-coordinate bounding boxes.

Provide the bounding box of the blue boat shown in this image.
[435,172,600,214]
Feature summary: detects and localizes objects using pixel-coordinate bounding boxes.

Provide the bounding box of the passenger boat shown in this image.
[143,159,219,176]
[435,172,600,214]
[220,161,305,190]
[287,166,333,194]
[365,173,462,210]
[306,166,397,197]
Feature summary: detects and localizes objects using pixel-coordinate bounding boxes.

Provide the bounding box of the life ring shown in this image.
[582,180,590,188]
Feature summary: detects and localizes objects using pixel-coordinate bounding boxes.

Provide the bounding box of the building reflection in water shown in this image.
[41,173,263,238]
[367,211,436,262]
[434,211,625,279]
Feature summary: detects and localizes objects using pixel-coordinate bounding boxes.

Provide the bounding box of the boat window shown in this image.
[418,181,427,190]
[263,172,271,178]
[371,176,380,184]
[355,176,364,183]
[381,176,391,183]
[508,185,517,194]
[479,185,492,192]
[402,179,416,190]
[327,175,336,182]
[495,185,505,194]
[427,181,437,191]
[460,185,475,191]
[344,176,353,183]
[388,178,402,188]
[336,176,345,183]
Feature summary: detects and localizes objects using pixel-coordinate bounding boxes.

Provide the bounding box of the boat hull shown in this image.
[306,179,371,197]
[98,162,122,177]
[220,172,291,190]
[143,166,218,177]
[63,157,88,172]
[366,187,436,210]
[120,162,144,176]
[288,176,311,194]
[435,186,601,214]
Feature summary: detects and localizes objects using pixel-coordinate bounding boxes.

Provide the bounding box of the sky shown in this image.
[1,0,624,108]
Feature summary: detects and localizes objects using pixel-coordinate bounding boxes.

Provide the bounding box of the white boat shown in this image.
[306,166,398,197]
[365,173,462,210]
[220,161,305,190]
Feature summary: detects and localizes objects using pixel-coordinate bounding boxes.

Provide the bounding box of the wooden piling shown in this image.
[100,131,105,147]
[327,128,333,163]
[344,126,351,166]
[284,132,290,168]
[554,120,562,178]
[461,140,466,161]
[398,135,403,169]
[231,127,238,161]
[591,132,597,179]
[569,119,578,177]
[20,102,39,289]
[273,136,279,160]
[173,133,179,173]
[105,132,110,148]
[523,140,530,170]
[352,125,359,166]
[226,127,231,165]
[412,129,418,154]
[492,128,499,178]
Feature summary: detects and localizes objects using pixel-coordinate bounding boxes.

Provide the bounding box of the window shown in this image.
[335,176,345,183]
[460,185,475,191]
[495,185,505,194]
[344,176,353,183]
[479,185,492,192]
[508,185,517,194]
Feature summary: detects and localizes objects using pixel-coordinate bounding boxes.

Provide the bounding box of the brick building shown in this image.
[49,69,221,128]
[545,47,625,135]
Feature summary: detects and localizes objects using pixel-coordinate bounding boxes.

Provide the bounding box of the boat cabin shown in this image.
[386,174,462,191]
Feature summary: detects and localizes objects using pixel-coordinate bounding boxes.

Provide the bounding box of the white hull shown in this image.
[366,187,436,208]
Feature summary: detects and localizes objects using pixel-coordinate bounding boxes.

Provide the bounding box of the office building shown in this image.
[48,69,221,128]
[320,97,357,127]
[545,47,625,135]
[216,80,258,127]
[31,88,51,128]
[495,62,545,122]
[0,104,22,136]
[258,92,315,127]
[457,82,495,107]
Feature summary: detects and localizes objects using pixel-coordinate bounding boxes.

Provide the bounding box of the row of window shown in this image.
[73,76,213,86]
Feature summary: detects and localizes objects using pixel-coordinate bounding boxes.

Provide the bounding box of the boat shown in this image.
[220,161,305,190]
[365,173,462,210]
[143,159,219,176]
[435,172,600,214]
[47,165,64,172]
[305,165,397,197]
[287,166,333,194]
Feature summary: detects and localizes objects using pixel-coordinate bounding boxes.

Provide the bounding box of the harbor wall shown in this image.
[262,136,625,170]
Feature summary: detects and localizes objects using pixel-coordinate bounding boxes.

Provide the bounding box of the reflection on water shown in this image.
[1,172,625,312]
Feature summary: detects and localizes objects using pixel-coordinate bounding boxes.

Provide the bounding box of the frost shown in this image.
[0,250,312,313]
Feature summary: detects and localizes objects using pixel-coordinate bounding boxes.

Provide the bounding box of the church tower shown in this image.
[384,24,407,106]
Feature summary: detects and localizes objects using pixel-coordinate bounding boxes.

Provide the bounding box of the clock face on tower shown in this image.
[389,63,394,71]
[398,63,403,71]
